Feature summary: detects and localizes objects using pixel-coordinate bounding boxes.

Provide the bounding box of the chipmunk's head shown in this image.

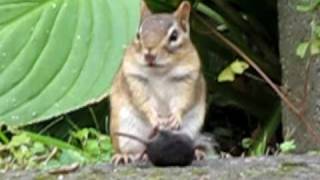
[133,1,192,67]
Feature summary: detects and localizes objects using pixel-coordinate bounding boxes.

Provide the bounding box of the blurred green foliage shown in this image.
[0,128,113,170]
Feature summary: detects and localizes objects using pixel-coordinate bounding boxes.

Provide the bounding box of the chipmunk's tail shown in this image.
[114,132,148,145]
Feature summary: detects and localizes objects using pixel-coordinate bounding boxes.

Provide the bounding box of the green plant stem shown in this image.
[249,104,281,156]
[89,107,100,130]
[24,131,80,151]
[65,115,80,131]
[195,2,225,24]
[25,131,93,162]
[0,130,9,144]
[39,116,64,134]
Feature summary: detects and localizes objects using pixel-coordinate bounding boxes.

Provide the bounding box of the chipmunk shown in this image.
[110,1,206,165]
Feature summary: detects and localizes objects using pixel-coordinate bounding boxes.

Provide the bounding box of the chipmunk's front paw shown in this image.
[111,153,136,165]
[162,114,181,130]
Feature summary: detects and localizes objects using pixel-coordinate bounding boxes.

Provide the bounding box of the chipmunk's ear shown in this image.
[174,1,191,32]
[140,0,152,22]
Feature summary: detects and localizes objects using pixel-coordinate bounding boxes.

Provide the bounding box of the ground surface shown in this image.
[1,155,320,180]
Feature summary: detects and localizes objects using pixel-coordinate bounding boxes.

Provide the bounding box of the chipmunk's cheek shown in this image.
[152,53,164,65]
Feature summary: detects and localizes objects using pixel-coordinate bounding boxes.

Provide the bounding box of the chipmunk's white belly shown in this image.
[146,65,194,102]
[148,77,177,116]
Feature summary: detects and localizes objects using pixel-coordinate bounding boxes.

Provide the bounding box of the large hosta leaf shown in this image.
[0,0,140,127]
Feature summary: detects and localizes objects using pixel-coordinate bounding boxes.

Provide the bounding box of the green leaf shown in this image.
[195,2,225,25]
[314,25,320,38]
[8,133,30,148]
[310,40,320,55]
[230,60,249,74]
[59,149,86,165]
[30,142,46,155]
[217,67,235,82]
[0,0,140,127]
[296,4,315,12]
[45,159,61,170]
[72,128,90,142]
[296,0,320,12]
[241,138,253,149]
[296,42,310,58]
[280,140,296,153]
[0,129,9,144]
[24,131,79,151]
[218,60,249,82]
[84,139,100,156]
[249,105,281,156]
[252,133,267,156]
[99,136,113,152]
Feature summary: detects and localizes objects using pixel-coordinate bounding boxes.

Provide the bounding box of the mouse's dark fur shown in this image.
[115,129,195,166]
[147,130,195,166]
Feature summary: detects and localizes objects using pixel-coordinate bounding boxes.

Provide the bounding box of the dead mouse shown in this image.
[114,129,205,167]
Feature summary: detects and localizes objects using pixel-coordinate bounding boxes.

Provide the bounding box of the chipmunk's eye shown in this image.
[169,30,178,42]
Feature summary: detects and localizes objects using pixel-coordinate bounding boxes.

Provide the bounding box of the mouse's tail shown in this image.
[113,132,148,145]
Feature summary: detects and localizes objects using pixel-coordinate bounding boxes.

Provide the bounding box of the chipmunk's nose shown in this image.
[144,53,156,64]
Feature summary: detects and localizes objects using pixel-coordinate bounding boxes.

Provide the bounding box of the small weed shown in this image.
[280,140,296,153]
